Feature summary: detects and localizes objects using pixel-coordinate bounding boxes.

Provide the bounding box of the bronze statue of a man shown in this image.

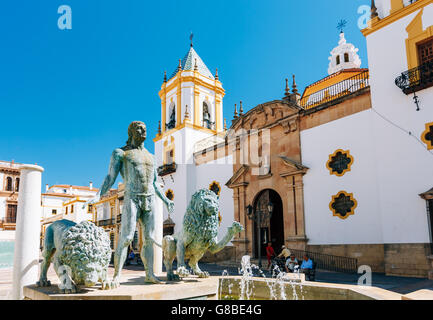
[91,121,174,285]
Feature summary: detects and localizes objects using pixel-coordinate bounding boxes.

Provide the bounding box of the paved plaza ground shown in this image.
[1,261,433,299]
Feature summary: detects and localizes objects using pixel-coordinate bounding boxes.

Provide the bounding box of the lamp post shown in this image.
[246,201,274,269]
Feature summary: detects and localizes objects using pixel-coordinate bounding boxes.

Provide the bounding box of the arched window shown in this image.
[344,53,349,63]
[167,103,176,130]
[336,55,341,65]
[6,177,12,191]
[15,178,20,192]
[203,102,212,129]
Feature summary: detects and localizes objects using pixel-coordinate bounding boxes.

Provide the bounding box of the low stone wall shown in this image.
[384,243,431,278]
[307,243,431,278]
[307,244,385,273]
[200,246,236,263]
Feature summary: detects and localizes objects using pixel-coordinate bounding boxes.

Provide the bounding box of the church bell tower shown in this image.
[157,41,225,137]
[153,39,226,232]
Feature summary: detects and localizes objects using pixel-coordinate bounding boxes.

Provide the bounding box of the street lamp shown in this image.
[246,201,274,269]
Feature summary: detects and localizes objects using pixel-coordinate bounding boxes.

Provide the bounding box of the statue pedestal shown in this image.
[23,273,218,300]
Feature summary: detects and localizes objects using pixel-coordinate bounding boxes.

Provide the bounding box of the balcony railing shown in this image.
[289,248,358,274]
[157,162,177,177]
[395,60,433,95]
[97,218,115,227]
[4,216,16,224]
[300,70,370,110]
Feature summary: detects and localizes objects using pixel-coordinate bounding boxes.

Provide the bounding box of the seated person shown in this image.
[277,245,291,260]
[285,254,298,273]
[300,254,314,280]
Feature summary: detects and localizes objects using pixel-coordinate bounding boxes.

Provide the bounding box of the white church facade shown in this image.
[153,0,433,278]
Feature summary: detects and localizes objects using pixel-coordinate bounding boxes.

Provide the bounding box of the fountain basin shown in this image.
[22,273,404,300]
[218,276,402,300]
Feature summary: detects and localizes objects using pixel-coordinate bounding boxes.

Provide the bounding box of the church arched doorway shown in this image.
[252,189,284,258]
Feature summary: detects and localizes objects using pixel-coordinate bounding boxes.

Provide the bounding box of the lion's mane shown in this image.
[182,189,219,247]
[58,221,111,285]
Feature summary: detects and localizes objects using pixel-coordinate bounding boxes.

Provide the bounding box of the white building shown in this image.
[360,0,433,277]
[0,160,21,231]
[40,183,97,232]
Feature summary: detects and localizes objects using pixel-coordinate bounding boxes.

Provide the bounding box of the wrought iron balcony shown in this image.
[157,162,177,177]
[5,216,16,224]
[300,70,370,110]
[97,218,115,227]
[395,60,433,95]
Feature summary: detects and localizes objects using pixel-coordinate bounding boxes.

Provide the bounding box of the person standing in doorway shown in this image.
[266,242,275,270]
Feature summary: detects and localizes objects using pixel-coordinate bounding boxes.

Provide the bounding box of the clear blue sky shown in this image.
[0,0,369,188]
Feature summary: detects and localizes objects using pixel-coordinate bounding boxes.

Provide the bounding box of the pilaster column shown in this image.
[215,94,222,132]
[194,88,200,126]
[161,87,167,132]
[177,74,182,126]
[283,174,308,250]
[294,175,306,237]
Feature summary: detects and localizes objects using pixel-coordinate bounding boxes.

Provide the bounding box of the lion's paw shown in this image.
[177,266,190,278]
[36,279,51,287]
[59,284,79,294]
[101,279,117,290]
[196,271,210,278]
[109,278,120,289]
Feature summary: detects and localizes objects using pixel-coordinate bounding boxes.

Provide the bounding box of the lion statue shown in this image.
[163,189,244,280]
[37,219,112,293]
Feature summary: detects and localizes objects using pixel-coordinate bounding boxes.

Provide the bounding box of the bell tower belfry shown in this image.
[328,32,362,75]
[153,41,226,232]
[157,43,225,137]
[154,41,225,167]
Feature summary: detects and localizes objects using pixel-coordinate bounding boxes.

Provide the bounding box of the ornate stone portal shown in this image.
[224,99,310,260]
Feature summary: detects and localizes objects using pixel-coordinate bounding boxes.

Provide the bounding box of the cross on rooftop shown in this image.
[337,19,347,33]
